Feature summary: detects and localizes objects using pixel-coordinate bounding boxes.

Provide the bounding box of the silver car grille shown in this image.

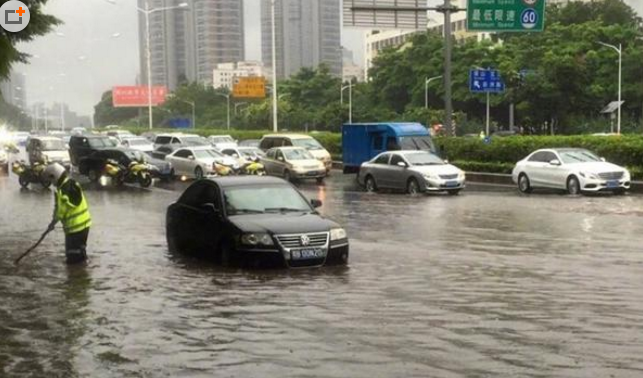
[276,232,328,249]
[598,171,624,180]
[439,174,458,180]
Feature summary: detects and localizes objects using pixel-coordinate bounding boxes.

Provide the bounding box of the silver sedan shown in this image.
[358,151,466,195]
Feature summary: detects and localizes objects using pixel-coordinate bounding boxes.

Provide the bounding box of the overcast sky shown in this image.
[14,0,643,117]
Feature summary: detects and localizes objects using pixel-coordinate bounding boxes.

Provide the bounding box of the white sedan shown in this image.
[121,137,154,153]
[512,148,631,195]
[166,146,239,179]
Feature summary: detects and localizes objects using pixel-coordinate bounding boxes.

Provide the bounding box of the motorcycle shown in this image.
[213,161,235,176]
[12,160,51,189]
[103,159,153,188]
[240,158,265,176]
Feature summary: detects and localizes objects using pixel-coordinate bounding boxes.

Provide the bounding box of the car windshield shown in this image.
[193,149,222,159]
[224,185,312,215]
[88,138,118,148]
[126,139,149,146]
[124,150,146,162]
[240,148,264,158]
[183,136,209,146]
[291,138,324,150]
[284,149,314,160]
[398,136,437,152]
[559,150,601,164]
[212,136,234,143]
[405,152,444,166]
[41,139,66,151]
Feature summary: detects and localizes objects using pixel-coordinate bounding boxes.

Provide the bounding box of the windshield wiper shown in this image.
[264,207,308,213]
[231,209,264,214]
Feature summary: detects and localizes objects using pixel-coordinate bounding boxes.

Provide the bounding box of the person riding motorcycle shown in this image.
[42,163,92,264]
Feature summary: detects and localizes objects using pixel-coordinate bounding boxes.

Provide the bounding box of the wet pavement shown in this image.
[2,168,643,377]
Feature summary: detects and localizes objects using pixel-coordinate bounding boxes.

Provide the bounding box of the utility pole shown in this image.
[270,0,279,132]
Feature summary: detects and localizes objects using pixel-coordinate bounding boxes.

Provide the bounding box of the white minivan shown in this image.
[259,134,332,173]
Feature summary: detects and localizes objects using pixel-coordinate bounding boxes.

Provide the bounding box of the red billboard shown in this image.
[112,86,168,107]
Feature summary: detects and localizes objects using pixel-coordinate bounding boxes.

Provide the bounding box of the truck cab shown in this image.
[342,123,437,173]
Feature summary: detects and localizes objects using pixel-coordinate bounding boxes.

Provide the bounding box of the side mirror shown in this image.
[201,203,220,216]
[188,156,195,160]
[549,159,561,166]
[397,161,407,168]
[444,159,449,164]
[600,157,606,162]
[311,199,322,208]
[278,157,284,162]
[233,153,239,158]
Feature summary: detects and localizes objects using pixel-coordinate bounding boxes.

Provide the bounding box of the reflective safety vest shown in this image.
[56,178,92,234]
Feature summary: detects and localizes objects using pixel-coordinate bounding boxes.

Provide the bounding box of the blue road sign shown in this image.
[469,69,505,93]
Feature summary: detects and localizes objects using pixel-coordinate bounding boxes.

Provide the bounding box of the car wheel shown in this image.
[88,169,100,182]
[138,172,152,188]
[407,178,420,195]
[316,177,324,184]
[518,173,532,193]
[194,166,204,180]
[283,170,292,182]
[40,178,51,189]
[364,175,377,192]
[567,175,581,195]
[447,189,461,196]
[18,174,29,188]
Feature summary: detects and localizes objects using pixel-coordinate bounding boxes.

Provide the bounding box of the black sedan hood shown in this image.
[228,212,340,235]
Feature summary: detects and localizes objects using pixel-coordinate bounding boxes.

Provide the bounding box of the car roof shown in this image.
[210,135,233,138]
[552,148,589,153]
[205,176,288,188]
[179,146,216,151]
[263,134,310,139]
[72,134,110,139]
[270,146,307,151]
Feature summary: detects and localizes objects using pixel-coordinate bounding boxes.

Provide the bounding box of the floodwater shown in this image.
[1,170,643,377]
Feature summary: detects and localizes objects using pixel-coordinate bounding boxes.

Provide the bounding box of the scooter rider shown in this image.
[42,163,92,264]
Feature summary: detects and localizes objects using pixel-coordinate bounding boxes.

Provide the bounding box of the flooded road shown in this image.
[1,171,643,377]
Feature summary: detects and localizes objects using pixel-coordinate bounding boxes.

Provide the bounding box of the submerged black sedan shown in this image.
[166,176,349,268]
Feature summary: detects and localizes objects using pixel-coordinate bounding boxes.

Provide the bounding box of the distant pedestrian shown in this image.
[479,131,486,140]
[42,163,92,264]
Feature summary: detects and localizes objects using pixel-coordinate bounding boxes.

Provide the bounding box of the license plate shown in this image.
[291,249,325,260]
[607,180,619,188]
[307,171,319,176]
[446,181,458,187]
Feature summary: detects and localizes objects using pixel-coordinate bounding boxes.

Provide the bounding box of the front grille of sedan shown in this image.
[304,165,319,169]
[439,174,458,180]
[276,232,328,249]
[598,172,624,180]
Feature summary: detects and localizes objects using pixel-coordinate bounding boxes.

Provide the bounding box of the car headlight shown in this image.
[423,173,438,180]
[241,233,274,246]
[330,228,347,241]
[579,172,598,179]
[458,170,466,180]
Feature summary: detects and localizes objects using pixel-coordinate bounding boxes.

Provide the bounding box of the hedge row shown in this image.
[437,135,643,180]
[111,127,643,179]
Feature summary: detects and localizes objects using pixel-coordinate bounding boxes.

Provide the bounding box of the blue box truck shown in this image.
[342,122,437,173]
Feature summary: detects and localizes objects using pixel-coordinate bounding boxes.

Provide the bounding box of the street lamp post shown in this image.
[341,83,353,123]
[424,75,443,109]
[136,1,189,131]
[178,100,196,129]
[216,93,231,130]
[270,0,278,132]
[598,41,623,135]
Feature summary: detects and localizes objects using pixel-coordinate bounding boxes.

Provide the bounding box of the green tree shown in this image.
[93,90,139,127]
[1,0,60,78]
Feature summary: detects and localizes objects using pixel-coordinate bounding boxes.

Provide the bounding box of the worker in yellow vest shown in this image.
[42,163,92,264]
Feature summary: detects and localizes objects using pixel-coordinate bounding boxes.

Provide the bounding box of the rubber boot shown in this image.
[65,248,87,264]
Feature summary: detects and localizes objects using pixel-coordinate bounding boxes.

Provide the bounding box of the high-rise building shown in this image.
[261,0,342,79]
[0,72,27,110]
[213,61,266,90]
[138,0,245,90]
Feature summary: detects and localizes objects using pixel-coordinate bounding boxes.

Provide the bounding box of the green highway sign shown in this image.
[467,0,546,32]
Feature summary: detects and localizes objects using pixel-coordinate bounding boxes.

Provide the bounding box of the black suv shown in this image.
[166,176,349,268]
[79,148,173,181]
[69,135,118,167]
